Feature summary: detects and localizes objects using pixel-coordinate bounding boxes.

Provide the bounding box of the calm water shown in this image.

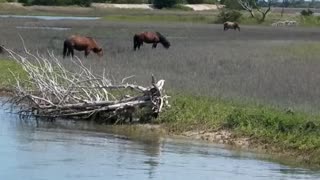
[0,105,319,180]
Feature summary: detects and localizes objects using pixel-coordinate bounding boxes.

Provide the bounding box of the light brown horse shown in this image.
[63,35,103,58]
[224,21,240,31]
[133,32,170,51]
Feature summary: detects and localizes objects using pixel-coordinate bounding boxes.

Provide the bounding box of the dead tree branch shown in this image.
[6,48,170,123]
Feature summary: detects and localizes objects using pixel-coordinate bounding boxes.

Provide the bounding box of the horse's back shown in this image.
[135,32,159,43]
[66,35,99,48]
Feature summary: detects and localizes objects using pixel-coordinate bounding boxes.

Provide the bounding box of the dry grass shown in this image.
[1,17,320,112]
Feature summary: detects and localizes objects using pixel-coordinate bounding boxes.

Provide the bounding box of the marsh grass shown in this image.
[0,59,26,87]
[272,42,320,58]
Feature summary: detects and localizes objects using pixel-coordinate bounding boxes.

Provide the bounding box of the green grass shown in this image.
[298,15,320,27]
[0,59,26,88]
[272,42,320,59]
[159,93,320,166]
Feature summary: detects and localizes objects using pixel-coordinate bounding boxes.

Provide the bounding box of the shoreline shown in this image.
[0,86,318,168]
[138,123,318,169]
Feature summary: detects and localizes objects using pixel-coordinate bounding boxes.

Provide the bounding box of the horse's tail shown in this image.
[133,34,139,51]
[63,40,68,58]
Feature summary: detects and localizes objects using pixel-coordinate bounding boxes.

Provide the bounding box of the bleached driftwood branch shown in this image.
[6,48,169,123]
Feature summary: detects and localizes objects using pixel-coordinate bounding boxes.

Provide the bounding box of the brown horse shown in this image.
[133,32,170,51]
[63,35,103,58]
[223,21,240,31]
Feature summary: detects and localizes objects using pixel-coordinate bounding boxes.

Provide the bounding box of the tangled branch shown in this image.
[6,48,170,123]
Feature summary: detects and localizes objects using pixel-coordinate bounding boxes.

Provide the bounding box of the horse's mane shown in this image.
[155,32,164,40]
[156,32,169,44]
[85,36,100,48]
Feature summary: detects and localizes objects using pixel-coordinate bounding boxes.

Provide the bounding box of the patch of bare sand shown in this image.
[92,3,153,10]
[181,130,250,149]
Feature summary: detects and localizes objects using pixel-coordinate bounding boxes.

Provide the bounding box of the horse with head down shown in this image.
[224,21,240,31]
[133,32,170,51]
[63,35,103,58]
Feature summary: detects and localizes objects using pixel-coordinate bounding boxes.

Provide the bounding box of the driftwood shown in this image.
[6,48,170,123]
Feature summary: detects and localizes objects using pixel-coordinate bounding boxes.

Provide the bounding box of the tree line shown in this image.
[16,0,216,8]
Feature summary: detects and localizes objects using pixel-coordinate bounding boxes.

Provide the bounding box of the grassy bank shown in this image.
[159,93,320,167]
[1,59,319,167]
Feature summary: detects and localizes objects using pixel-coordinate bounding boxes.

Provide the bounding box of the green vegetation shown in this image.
[107,0,150,3]
[273,42,320,58]
[301,9,314,16]
[215,9,242,23]
[159,94,320,166]
[0,59,26,87]
[18,0,105,7]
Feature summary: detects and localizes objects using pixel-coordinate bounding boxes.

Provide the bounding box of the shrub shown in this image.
[109,0,149,3]
[222,0,242,10]
[301,9,314,16]
[215,9,242,23]
[152,0,179,9]
[186,0,215,3]
[186,0,204,4]
[18,0,93,6]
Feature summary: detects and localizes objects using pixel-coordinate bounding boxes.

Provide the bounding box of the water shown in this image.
[0,105,319,180]
[0,15,100,20]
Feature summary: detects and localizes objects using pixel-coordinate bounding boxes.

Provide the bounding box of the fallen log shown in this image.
[6,48,170,123]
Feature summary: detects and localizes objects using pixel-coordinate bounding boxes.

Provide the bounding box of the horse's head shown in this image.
[93,47,103,57]
[156,32,171,49]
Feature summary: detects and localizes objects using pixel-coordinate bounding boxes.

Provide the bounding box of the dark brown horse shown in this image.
[224,21,240,31]
[133,32,170,51]
[63,35,103,58]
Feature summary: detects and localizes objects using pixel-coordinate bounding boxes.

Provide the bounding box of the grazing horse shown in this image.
[63,35,103,58]
[223,21,240,31]
[133,32,170,51]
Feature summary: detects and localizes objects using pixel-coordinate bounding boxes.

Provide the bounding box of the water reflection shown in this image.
[0,106,320,180]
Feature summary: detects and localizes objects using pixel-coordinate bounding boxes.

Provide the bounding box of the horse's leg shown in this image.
[66,48,70,56]
[152,43,157,49]
[70,48,74,58]
[85,49,90,57]
[134,43,137,51]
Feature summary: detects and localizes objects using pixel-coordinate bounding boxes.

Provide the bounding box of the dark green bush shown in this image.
[18,0,97,6]
[186,0,204,4]
[215,9,242,23]
[301,9,314,16]
[152,0,179,9]
[221,0,242,10]
[109,0,149,3]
